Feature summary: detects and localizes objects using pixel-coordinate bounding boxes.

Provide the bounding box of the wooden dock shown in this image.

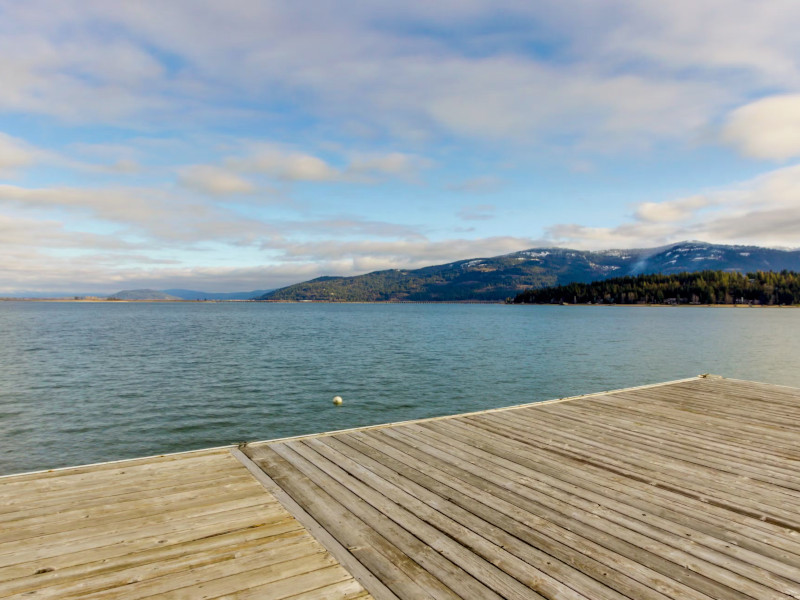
[2,376,799,599]
[0,448,370,599]
[245,376,800,600]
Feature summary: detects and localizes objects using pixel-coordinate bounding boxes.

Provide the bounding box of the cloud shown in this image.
[0,253,209,294]
[64,142,144,174]
[228,145,431,183]
[0,0,786,149]
[178,165,255,195]
[587,1,800,89]
[633,195,716,223]
[0,132,146,177]
[0,257,331,295]
[0,183,280,245]
[229,146,340,182]
[0,213,143,251]
[272,236,544,266]
[0,8,168,123]
[546,164,800,249]
[273,155,339,182]
[0,184,190,231]
[0,132,38,176]
[347,152,433,180]
[721,94,800,160]
[273,217,425,241]
[0,176,433,249]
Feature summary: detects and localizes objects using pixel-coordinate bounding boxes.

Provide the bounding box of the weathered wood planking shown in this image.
[0,448,371,599]
[245,377,800,600]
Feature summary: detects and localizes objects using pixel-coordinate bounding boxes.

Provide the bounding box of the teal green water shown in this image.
[1,302,798,475]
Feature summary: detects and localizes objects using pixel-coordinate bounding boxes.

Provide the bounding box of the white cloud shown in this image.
[347,152,433,181]
[633,195,716,223]
[278,154,339,182]
[0,213,141,251]
[547,164,800,249]
[721,94,800,160]
[179,165,255,195]
[66,142,145,173]
[545,222,677,250]
[0,133,148,177]
[0,184,183,229]
[273,236,544,267]
[1,0,793,148]
[588,1,800,89]
[226,144,432,183]
[273,218,425,241]
[230,146,340,181]
[0,132,37,176]
[0,183,281,245]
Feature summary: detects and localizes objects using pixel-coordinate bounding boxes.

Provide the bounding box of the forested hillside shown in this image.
[512,271,800,305]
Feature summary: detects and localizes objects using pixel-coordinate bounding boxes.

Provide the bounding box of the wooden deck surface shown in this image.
[0,448,370,599]
[245,377,800,600]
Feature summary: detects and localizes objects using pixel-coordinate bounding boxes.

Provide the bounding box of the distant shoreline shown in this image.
[1,297,797,307]
[515,303,799,308]
[0,298,249,303]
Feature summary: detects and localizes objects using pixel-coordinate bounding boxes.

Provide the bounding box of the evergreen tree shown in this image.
[512,271,800,305]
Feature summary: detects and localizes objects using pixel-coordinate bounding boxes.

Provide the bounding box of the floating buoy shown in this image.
[332,395,343,406]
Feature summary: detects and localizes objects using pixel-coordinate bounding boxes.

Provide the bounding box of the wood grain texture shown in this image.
[0,448,371,600]
[246,376,800,600]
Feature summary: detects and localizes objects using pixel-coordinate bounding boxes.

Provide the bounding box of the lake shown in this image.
[1,301,798,475]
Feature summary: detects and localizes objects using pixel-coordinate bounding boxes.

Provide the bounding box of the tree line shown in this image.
[511,270,800,305]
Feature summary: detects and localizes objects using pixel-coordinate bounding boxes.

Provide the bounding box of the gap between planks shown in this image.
[230,447,385,600]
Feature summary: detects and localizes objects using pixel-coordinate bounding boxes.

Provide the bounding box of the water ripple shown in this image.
[1,301,799,474]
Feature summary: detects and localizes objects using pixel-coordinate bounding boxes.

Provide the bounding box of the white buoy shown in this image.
[332,395,343,406]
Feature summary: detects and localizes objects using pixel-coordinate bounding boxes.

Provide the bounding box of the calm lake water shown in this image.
[1,301,798,475]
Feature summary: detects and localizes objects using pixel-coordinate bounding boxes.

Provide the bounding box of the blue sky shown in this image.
[2,1,800,293]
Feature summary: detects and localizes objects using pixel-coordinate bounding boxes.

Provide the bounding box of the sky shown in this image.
[2,1,800,294]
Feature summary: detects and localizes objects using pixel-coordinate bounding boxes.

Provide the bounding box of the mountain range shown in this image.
[258,241,800,302]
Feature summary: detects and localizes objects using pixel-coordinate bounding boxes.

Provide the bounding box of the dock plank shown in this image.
[246,376,800,599]
[474,410,800,528]
[390,425,800,598]
[247,442,441,600]
[0,448,371,600]
[327,433,678,600]
[425,418,800,569]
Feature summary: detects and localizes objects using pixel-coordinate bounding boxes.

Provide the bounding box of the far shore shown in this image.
[0,298,249,303]
[1,297,797,307]
[534,303,799,308]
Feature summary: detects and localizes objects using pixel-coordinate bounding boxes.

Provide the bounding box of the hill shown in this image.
[162,289,272,300]
[109,289,182,300]
[512,270,800,305]
[259,242,800,302]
